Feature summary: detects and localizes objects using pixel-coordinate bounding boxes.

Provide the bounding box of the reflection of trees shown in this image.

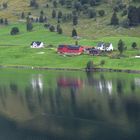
[9,83,18,94]
[55,87,62,115]
[0,86,6,108]
[25,86,36,113]
[86,72,95,85]
[131,81,135,93]
[48,88,55,114]
[70,87,77,116]
[116,79,123,95]
[124,98,140,121]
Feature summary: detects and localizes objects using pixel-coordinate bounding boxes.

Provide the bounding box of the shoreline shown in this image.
[0,65,140,74]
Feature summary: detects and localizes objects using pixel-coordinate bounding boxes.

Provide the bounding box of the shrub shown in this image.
[72,28,77,37]
[49,25,55,32]
[131,42,137,49]
[121,9,127,17]
[10,27,19,35]
[100,60,105,67]
[118,39,125,54]
[98,10,105,17]
[3,2,7,9]
[86,60,94,71]
[110,12,119,25]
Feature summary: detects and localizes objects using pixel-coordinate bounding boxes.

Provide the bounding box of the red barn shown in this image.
[57,45,84,55]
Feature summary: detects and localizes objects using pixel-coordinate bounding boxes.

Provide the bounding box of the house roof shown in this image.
[97,42,104,47]
[58,45,81,50]
[31,41,43,46]
[104,43,111,47]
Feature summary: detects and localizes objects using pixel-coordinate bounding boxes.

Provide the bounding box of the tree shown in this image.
[86,60,94,71]
[72,28,77,37]
[58,11,63,19]
[131,42,137,49]
[49,25,55,32]
[53,0,57,8]
[26,17,33,31]
[10,27,19,35]
[72,15,78,25]
[21,12,25,19]
[88,8,96,18]
[52,9,56,18]
[66,0,72,8]
[59,0,65,5]
[98,10,105,17]
[0,18,4,24]
[30,0,36,7]
[57,26,63,34]
[118,39,125,54]
[39,14,44,23]
[3,2,8,9]
[128,6,139,26]
[4,18,8,25]
[74,1,82,11]
[40,10,44,15]
[100,60,105,67]
[110,12,119,25]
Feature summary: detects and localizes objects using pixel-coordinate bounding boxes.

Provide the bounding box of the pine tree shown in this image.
[26,17,33,31]
[4,18,8,25]
[72,28,77,37]
[118,39,125,54]
[72,15,78,25]
[52,9,56,18]
[21,12,25,19]
[110,12,119,25]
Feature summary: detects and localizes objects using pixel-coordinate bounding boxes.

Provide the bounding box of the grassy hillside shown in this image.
[0,23,139,70]
[0,0,140,39]
[0,0,139,70]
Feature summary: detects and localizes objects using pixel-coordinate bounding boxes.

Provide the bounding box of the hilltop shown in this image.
[0,0,140,39]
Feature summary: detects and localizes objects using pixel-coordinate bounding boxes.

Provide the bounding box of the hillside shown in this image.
[0,0,140,39]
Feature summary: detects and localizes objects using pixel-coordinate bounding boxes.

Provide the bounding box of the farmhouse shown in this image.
[57,45,84,55]
[83,47,100,55]
[96,42,113,51]
[31,41,44,48]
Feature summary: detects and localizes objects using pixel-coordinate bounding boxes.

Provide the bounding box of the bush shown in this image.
[121,9,127,17]
[131,42,137,49]
[49,25,55,32]
[100,60,105,67]
[86,60,94,71]
[98,10,105,17]
[72,28,77,37]
[10,27,19,35]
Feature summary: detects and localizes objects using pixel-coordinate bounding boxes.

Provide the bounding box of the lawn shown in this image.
[0,23,140,70]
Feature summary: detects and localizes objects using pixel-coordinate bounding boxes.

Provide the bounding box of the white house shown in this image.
[96,42,113,51]
[30,41,44,48]
[96,42,105,51]
[104,43,113,51]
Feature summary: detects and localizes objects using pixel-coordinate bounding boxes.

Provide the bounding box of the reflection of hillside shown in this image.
[0,81,140,140]
[86,72,113,94]
[0,71,139,139]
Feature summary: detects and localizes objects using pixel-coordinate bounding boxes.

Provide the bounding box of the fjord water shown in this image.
[0,69,140,140]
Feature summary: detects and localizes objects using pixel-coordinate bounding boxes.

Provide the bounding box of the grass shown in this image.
[0,23,139,70]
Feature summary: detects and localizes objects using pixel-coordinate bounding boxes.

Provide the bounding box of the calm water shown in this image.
[0,69,140,140]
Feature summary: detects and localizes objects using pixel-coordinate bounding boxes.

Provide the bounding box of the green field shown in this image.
[0,23,140,70]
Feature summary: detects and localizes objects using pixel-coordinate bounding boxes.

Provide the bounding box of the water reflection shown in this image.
[0,70,139,140]
[31,74,43,93]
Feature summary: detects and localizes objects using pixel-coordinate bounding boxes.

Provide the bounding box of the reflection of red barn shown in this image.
[57,45,84,55]
[57,78,83,88]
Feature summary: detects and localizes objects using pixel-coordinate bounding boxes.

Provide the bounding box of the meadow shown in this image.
[0,23,140,70]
